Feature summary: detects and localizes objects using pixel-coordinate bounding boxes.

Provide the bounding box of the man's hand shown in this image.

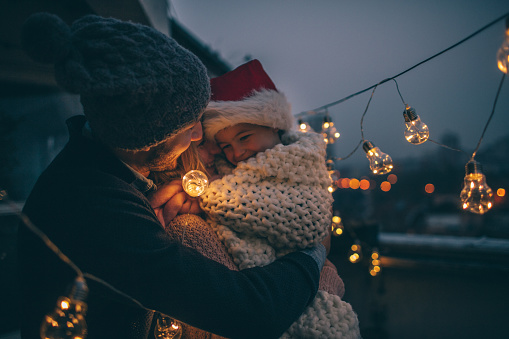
[149,179,202,227]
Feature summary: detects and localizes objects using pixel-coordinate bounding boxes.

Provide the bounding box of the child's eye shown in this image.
[220,144,231,150]
[239,134,251,141]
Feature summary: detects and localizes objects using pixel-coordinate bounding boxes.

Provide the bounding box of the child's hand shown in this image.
[149,179,202,227]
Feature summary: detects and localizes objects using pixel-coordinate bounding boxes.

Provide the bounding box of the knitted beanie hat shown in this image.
[22,12,210,150]
[202,59,293,141]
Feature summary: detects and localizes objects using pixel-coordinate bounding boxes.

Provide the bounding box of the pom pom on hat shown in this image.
[203,59,293,141]
[21,12,72,64]
[22,13,210,151]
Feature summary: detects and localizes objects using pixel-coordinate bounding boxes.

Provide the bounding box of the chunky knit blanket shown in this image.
[200,131,361,338]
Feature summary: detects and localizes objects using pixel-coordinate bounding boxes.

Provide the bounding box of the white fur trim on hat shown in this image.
[203,89,294,141]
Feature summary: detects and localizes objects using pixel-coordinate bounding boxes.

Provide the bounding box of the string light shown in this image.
[154,314,183,339]
[321,116,340,144]
[182,170,209,197]
[460,161,494,214]
[368,248,382,277]
[0,189,188,338]
[348,241,363,263]
[362,141,393,175]
[297,119,313,133]
[402,105,429,144]
[326,159,340,193]
[40,277,88,339]
[331,213,344,236]
[497,16,509,73]
[293,12,508,197]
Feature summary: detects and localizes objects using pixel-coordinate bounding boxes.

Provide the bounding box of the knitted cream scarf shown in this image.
[200,130,333,268]
[200,131,361,338]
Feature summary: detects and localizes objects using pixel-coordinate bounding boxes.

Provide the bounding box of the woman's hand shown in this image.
[149,179,202,227]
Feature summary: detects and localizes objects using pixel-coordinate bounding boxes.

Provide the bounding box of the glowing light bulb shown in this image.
[40,277,88,339]
[497,17,509,73]
[460,161,494,214]
[362,141,393,175]
[182,170,209,197]
[403,105,429,144]
[321,117,340,144]
[154,314,183,339]
[331,213,344,236]
[369,248,382,276]
[348,241,363,263]
[326,159,340,192]
[297,119,313,133]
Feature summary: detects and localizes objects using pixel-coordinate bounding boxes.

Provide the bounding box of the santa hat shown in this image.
[202,59,293,141]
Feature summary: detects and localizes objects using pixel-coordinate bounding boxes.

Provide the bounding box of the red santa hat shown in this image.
[202,59,293,141]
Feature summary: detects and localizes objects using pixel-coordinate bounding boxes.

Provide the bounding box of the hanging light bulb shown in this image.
[496,16,509,73]
[182,170,209,197]
[40,276,88,339]
[369,248,382,277]
[326,159,340,193]
[297,119,313,133]
[403,105,429,145]
[154,314,183,339]
[321,117,340,144]
[460,161,494,214]
[348,241,363,263]
[362,141,393,175]
[331,214,344,236]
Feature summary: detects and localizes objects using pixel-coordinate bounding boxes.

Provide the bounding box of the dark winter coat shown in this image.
[18,115,320,339]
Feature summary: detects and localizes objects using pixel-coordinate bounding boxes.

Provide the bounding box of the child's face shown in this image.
[215,123,281,166]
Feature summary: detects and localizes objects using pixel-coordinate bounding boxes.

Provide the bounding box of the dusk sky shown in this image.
[171,1,509,167]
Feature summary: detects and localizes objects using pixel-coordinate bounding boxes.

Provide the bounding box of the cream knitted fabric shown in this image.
[200,130,333,268]
[200,131,361,338]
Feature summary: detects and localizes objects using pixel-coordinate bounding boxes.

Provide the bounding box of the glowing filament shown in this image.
[497,25,509,73]
[363,141,393,175]
[182,170,209,197]
[321,117,340,144]
[403,106,429,144]
[40,277,88,339]
[460,161,494,214]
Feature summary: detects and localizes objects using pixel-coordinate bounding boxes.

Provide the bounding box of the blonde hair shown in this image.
[149,142,208,186]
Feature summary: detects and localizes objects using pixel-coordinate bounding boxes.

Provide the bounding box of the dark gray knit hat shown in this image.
[22,12,210,150]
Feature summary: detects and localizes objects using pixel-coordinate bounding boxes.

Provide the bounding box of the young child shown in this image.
[200,59,360,338]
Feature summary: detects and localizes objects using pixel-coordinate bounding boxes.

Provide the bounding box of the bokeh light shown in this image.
[425,183,435,194]
[497,188,506,197]
[380,181,391,192]
[349,178,360,189]
[360,179,370,190]
[387,174,398,184]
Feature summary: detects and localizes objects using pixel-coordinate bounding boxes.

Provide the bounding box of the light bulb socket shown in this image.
[363,141,375,153]
[465,160,483,175]
[323,116,332,123]
[70,277,89,302]
[403,106,418,122]
[326,159,335,171]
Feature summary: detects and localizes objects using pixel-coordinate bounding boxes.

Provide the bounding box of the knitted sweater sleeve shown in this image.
[166,214,238,338]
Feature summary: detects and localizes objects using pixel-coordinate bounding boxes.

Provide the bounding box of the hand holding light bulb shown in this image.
[182,170,209,197]
[149,171,208,227]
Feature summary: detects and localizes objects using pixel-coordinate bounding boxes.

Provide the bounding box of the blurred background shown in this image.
[1,1,508,338]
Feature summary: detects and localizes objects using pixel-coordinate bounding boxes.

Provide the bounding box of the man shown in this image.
[18,13,327,338]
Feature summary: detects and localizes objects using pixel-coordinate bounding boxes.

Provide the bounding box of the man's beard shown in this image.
[144,142,182,172]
